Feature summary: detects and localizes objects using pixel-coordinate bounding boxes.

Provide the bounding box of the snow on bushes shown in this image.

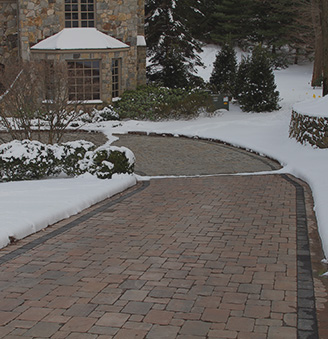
[0,140,135,181]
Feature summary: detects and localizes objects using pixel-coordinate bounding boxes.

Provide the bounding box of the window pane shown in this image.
[67,60,100,101]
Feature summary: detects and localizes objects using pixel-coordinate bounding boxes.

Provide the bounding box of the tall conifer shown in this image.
[209,43,237,96]
[145,0,203,88]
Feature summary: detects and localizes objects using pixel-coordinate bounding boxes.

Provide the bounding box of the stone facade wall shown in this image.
[289,110,328,148]
[96,0,143,90]
[32,49,129,102]
[0,0,19,65]
[2,0,146,95]
[19,0,63,60]
[137,45,146,86]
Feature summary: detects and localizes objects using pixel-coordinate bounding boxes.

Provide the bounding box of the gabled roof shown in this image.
[31,28,129,51]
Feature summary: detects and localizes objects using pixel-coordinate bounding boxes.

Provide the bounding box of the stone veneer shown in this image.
[289,110,328,148]
[0,0,19,65]
[1,0,146,99]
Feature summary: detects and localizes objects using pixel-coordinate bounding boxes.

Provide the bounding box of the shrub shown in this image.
[0,140,60,181]
[114,86,211,120]
[61,140,95,176]
[235,45,280,112]
[0,140,135,181]
[87,145,135,179]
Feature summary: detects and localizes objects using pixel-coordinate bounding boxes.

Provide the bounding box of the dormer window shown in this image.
[65,0,95,28]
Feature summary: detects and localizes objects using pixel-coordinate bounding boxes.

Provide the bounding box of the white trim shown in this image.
[137,35,147,47]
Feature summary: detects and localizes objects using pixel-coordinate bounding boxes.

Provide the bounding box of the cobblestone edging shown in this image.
[282,174,319,338]
[289,110,328,148]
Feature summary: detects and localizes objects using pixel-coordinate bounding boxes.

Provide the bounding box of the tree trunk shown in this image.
[320,0,328,96]
[311,0,323,86]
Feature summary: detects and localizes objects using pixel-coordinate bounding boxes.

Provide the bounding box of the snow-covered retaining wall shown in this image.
[290,96,328,148]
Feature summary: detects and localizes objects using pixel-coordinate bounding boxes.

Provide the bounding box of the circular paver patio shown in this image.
[112,133,280,176]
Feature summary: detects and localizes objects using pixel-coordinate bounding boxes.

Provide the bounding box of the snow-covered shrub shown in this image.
[93,106,120,121]
[86,144,135,179]
[0,140,135,181]
[61,140,95,176]
[0,140,60,181]
[77,106,120,124]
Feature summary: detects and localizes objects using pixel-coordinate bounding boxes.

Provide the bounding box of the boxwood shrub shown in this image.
[114,86,211,121]
[0,140,135,181]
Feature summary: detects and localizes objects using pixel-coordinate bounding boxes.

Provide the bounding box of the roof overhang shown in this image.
[31,28,130,51]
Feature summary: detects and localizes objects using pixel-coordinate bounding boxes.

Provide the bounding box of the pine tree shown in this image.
[188,0,217,42]
[236,45,280,112]
[210,0,253,45]
[145,0,203,88]
[209,43,237,96]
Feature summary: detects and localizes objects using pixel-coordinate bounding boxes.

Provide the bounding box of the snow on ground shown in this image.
[0,174,136,248]
[1,48,328,260]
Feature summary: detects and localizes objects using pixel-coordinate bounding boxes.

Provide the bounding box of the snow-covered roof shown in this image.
[31,28,129,51]
[293,95,328,117]
[137,35,147,47]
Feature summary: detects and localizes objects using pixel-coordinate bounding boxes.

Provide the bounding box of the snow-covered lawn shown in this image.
[1,48,328,259]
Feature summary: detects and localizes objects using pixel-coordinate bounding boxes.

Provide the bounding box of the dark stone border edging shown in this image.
[282,174,319,339]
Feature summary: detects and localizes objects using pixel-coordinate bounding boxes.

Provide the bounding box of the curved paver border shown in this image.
[282,174,319,338]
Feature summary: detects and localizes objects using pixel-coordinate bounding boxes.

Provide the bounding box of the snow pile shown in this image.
[0,174,136,248]
[293,95,328,117]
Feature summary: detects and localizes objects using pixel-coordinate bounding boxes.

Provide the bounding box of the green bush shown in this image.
[114,86,211,120]
[0,140,60,181]
[87,146,134,179]
[61,140,95,176]
[0,140,135,181]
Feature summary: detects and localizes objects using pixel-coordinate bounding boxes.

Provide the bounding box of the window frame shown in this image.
[111,58,122,99]
[67,59,101,102]
[64,0,96,28]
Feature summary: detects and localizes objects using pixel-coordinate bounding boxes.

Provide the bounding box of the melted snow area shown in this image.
[1,45,328,260]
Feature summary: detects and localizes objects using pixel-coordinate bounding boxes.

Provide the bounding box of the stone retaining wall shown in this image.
[289,110,328,148]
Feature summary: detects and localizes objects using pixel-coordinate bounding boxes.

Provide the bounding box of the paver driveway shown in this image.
[0,134,327,338]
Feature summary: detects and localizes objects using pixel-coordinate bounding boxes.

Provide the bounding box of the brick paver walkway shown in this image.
[0,135,327,338]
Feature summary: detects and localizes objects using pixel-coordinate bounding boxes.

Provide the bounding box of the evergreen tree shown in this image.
[210,0,253,45]
[236,45,280,112]
[188,0,217,42]
[209,43,237,96]
[145,0,203,88]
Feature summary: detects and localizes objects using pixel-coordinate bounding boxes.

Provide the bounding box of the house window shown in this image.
[67,60,100,101]
[65,0,95,28]
[112,58,121,98]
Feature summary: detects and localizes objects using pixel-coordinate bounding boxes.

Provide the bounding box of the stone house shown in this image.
[0,0,146,103]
